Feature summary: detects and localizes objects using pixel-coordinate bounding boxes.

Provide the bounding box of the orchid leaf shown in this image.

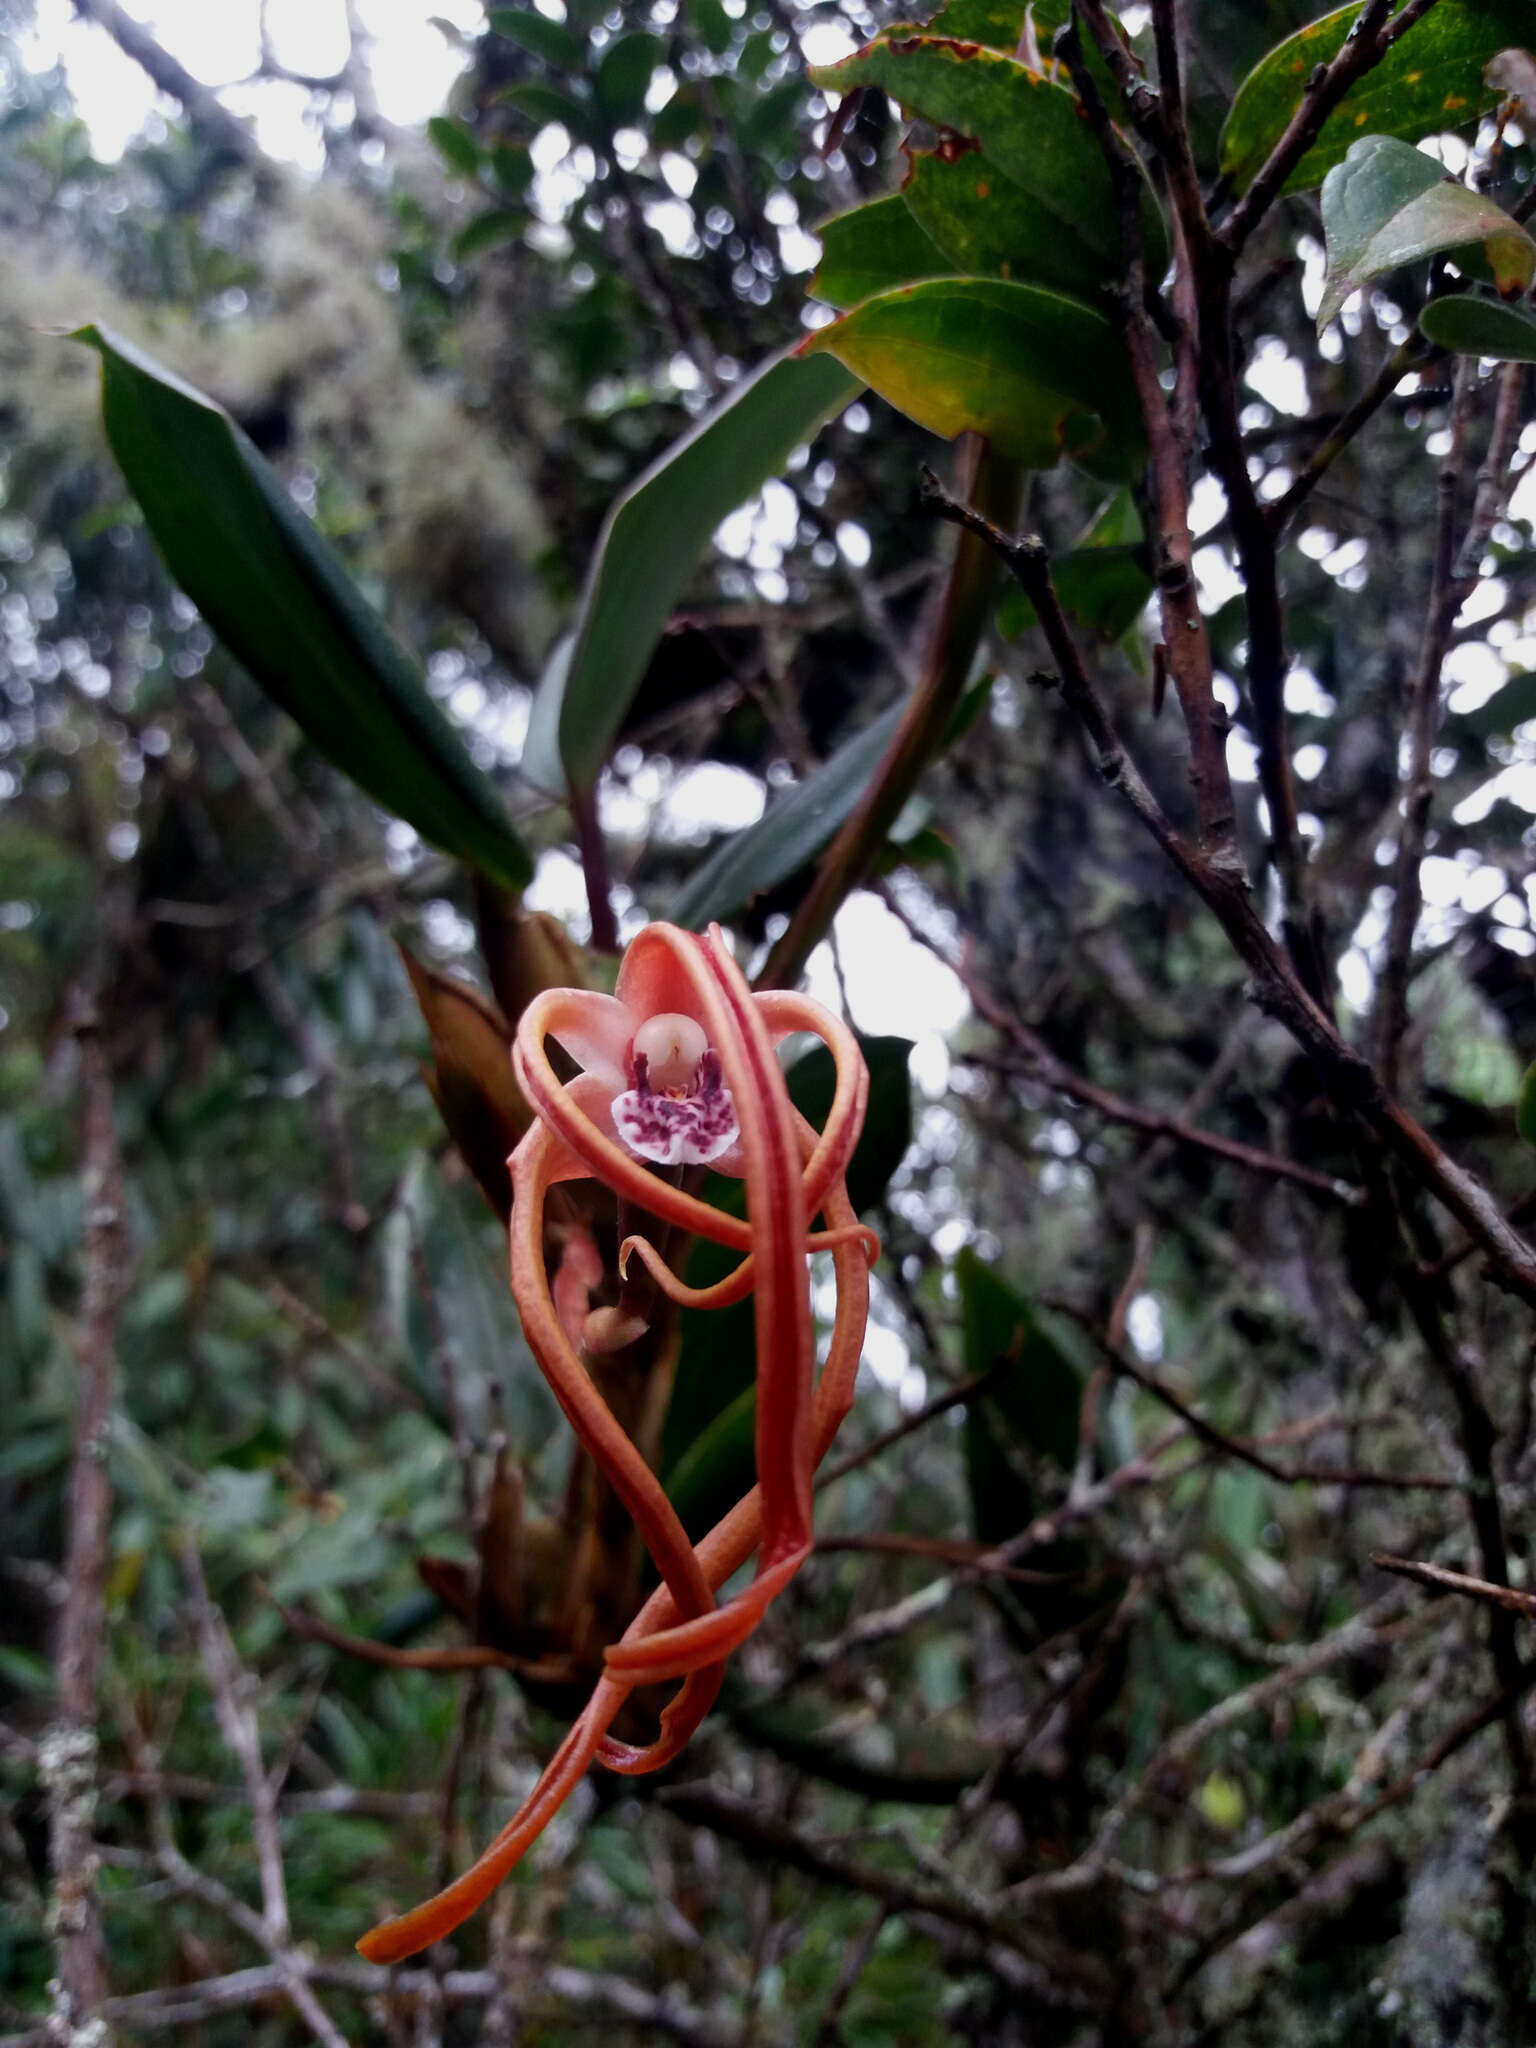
[530,348,860,798]
[800,278,1142,476]
[1318,136,1534,328]
[670,703,904,928]
[1419,292,1536,361]
[73,325,533,894]
[1221,0,1528,195]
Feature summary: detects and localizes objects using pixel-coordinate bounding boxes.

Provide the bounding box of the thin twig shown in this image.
[43,995,130,2038]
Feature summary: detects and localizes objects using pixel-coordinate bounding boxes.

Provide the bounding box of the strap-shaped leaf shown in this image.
[1420,293,1536,361]
[74,326,533,892]
[537,348,860,798]
[800,278,1143,476]
[1221,0,1527,196]
[1319,136,1534,328]
[670,702,904,928]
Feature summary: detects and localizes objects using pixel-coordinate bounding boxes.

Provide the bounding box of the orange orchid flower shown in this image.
[359,922,876,1963]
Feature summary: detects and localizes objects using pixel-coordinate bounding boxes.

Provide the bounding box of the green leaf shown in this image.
[427,115,481,177]
[671,702,903,928]
[810,37,1168,288]
[956,1248,1083,1545]
[663,1382,758,1541]
[595,32,661,126]
[998,543,1151,642]
[689,0,735,56]
[451,208,525,261]
[488,7,583,69]
[998,485,1150,640]
[73,327,533,893]
[900,148,1125,308]
[1318,135,1534,328]
[801,278,1143,475]
[660,1036,914,1484]
[912,0,1031,46]
[737,77,805,156]
[1518,1062,1536,1148]
[1456,668,1536,740]
[499,80,599,145]
[813,193,952,310]
[535,348,860,796]
[1419,292,1536,361]
[1220,0,1527,195]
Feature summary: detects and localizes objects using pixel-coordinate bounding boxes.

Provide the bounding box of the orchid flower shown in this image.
[359,922,876,1963]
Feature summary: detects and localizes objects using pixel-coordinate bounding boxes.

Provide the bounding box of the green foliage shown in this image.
[1220,0,1527,193]
[803,277,1144,474]
[1420,290,1536,359]
[671,703,904,927]
[74,326,533,893]
[1318,135,1533,328]
[524,349,859,797]
[956,1249,1082,1542]
[810,34,1168,290]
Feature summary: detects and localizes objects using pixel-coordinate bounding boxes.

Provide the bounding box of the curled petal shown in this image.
[524,987,634,1091]
[618,1222,880,1311]
[755,990,871,1222]
[510,1120,716,1630]
[357,1157,870,1964]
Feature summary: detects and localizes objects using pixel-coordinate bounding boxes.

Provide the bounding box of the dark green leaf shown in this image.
[912,0,1031,46]
[900,148,1130,308]
[596,32,661,126]
[998,543,1151,642]
[1419,292,1536,360]
[73,326,532,892]
[1518,1062,1536,1148]
[451,208,525,261]
[670,702,903,928]
[489,142,535,196]
[737,77,805,156]
[663,1383,757,1540]
[957,1248,1083,1545]
[812,193,952,310]
[689,0,735,55]
[1221,0,1527,195]
[427,115,481,177]
[786,1033,914,1220]
[810,37,1168,288]
[488,7,583,69]
[533,348,860,796]
[1456,668,1536,740]
[499,80,599,145]
[1319,135,1534,328]
[801,278,1143,475]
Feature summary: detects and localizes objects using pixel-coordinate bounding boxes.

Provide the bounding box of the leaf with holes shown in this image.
[1420,292,1536,361]
[800,277,1143,476]
[1221,0,1529,195]
[73,326,533,893]
[1318,135,1534,328]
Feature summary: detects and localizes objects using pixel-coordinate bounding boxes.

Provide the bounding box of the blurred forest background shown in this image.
[3,0,1536,2042]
